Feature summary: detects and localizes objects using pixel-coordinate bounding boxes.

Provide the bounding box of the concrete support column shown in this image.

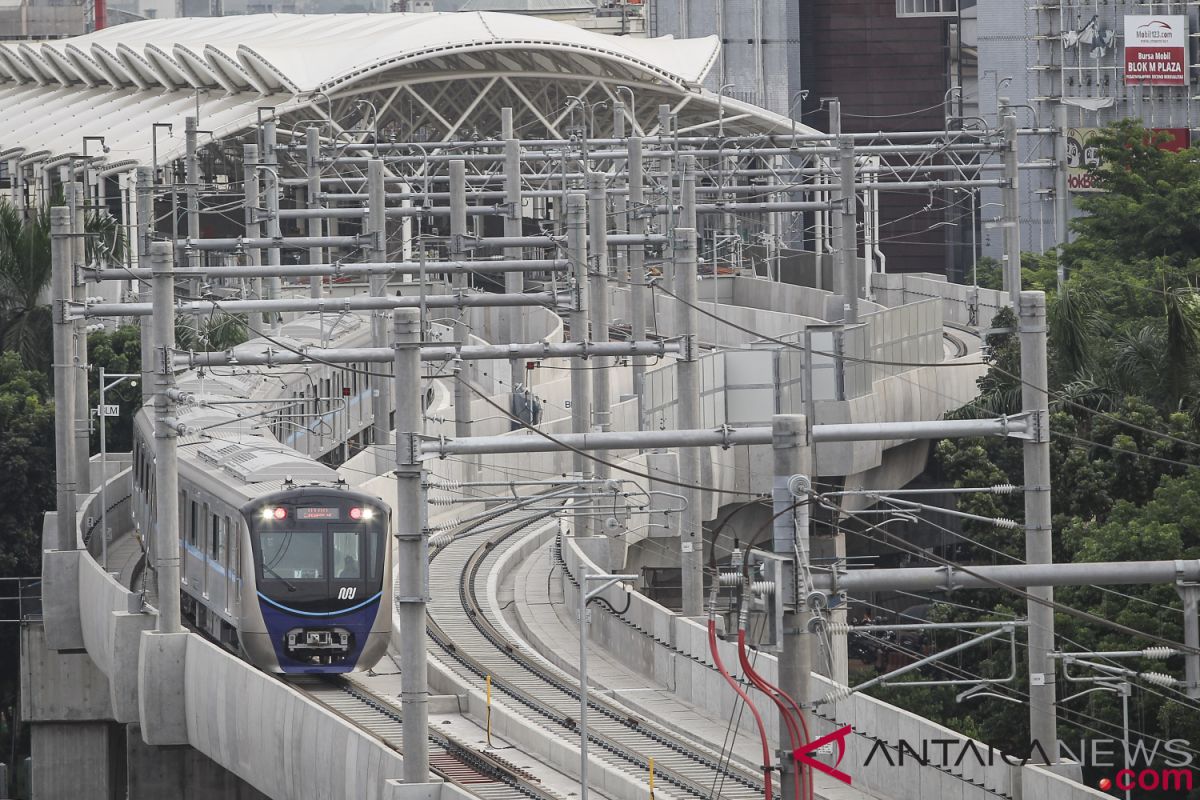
[587,172,612,471]
[627,136,648,430]
[135,168,155,406]
[50,206,76,553]
[837,137,859,325]
[1020,290,1058,761]
[1001,100,1022,307]
[502,109,525,387]
[566,191,593,538]
[368,159,392,447]
[261,120,282,332]
[70,182,90,494]
[126,725,269,800]
[306,127,324,300]
[448,159,475,482]
[393,308,430,783]
[32,722,124,800]
[151,239,181,635]
[1053,104,1069,292]
[674,225,702,618]
[242,144,264,328]
[772,414,812,800]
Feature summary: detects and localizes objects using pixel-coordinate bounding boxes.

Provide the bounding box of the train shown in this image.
[130,311,394,674]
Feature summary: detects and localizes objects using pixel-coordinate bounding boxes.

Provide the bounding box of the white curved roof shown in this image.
[0,12,722,172]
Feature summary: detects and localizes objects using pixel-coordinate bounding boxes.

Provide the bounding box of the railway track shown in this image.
[424,504,769,800]
[291,673,561,800]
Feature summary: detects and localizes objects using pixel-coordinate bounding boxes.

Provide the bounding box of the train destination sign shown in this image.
[1124,15,1189,86]
[297,507,341,520]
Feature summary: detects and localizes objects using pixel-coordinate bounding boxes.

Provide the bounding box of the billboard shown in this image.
[1066,127,1191,192]
[1066,128,1103,192]
[1124,15,1189,86]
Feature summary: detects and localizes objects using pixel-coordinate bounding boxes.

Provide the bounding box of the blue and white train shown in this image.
[130,312,393,674]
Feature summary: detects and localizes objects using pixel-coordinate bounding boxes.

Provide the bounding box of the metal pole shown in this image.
[773,415,811,800]
[1179,583,1200,699]
[1121,682,1131,800]
[151,240,181,633]
[627,136,648,430]
[393,307,429,783]
[449,159,475,482]
[1053,104,1069,292]
[262,121,282,333]
[502,109,525,388]
[674,224,702,618]
[306,127,324,300]
[588,172,612,467]
[99,367,107,570]
[242,144,265,328]
[1001,101,1022,307]
[838,137,859,324]
[368,159,392,447]
[70,183,90,495]
[566,191,592,537]
[135,167,155,405]
[51,206,77,552]
[578,563,591,800]
[1021,290,1057,761]
[184,117,202,313]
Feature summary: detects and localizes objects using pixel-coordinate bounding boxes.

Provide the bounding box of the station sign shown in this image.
[1124,15,1189,86]
[98,404,121,417]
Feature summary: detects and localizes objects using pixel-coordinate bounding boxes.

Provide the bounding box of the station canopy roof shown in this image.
[0,13,806,177]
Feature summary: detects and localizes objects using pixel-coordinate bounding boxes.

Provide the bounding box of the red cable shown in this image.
[738,628,810,800]
[709,617,774,800]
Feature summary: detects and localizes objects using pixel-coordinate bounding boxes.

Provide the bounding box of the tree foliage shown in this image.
[868,122,1200,792]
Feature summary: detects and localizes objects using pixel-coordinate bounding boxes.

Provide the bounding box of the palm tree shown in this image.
[0,204,52,373]
[0,201,127,375]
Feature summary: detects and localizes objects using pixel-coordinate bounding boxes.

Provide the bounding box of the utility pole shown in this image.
[626,135,648,430]
[135,167,155,406]
[566,191,593,538]
[368,159,391,447]
[587,172,612,450]
[262,119,282,333]
[448,159,474,482]
[1053,104,1069,292]
[838,136,859,325]
[674,224,702,617]
[51,206,77,552]
[242,144,265,329]
[1020,290,1057,761]
[393,306,430,783]
[185,117,202,310]
[151,240,181,633]
[1001,99,1022,307]
[306,127,324,300]
[773,414,812,800]
[502,109,525,390]
[69,182,90,495]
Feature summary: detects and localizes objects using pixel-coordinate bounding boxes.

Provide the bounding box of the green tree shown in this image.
[0,200,127,376]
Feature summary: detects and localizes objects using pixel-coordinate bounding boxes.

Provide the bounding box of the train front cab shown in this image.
[241,490,391,673]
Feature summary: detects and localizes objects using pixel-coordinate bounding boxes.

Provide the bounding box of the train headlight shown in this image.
[262,507,287,521]
[350,507,374,521]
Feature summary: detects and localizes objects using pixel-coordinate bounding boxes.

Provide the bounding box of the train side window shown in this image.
[190,500,198,547]
[224,516,233,568]
[211,514,220,560]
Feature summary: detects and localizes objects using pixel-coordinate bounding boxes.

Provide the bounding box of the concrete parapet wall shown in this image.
[872,272,1008,329]
[183,633,406,799]
[558,534,1107,800]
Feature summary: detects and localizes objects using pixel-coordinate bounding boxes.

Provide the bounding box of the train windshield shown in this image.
[260,531,326,581]
[251,501,387,610]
